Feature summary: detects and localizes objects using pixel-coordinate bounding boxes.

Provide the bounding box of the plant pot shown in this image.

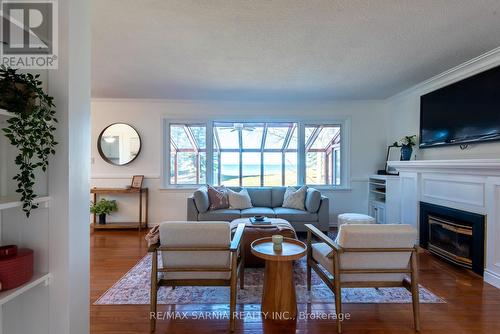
[98,213,107,225]
[400,145,413,161]
[0,82,35,110]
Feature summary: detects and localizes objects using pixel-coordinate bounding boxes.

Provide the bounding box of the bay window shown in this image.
[305,125,341,186]
[212,122,298,187]
[165,119,347,188]
[169,123,206,185]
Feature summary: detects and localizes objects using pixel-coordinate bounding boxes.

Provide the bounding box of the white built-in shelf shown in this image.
[0,108,14,118]
[0,196,50,211]
[369,181,386,187]
[0,272,51,306]
[370,189,386,196]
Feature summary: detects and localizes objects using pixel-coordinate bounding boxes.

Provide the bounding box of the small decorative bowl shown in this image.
[254,215,265,221]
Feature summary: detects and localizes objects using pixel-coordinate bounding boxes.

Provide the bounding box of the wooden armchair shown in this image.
[305,223,420,333]
[149,221,245,332]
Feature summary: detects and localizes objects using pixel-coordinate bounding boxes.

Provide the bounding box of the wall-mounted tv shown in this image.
[420,65,500,148]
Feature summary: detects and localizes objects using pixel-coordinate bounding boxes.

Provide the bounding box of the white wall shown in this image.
[91,99,388,226]
[386,47,500,160]
[1,1,90,333]
[48,0,91,333]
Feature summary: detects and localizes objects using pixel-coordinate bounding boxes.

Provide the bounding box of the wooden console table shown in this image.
[91,187,148,231]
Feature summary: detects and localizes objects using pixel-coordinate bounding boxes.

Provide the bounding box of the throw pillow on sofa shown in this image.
[282,185,307,211]
[193,186,210,213]
[227,188,253,209]
[207,185,229,210]
[305,188,322,213]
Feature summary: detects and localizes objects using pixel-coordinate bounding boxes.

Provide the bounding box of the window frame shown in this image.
[162,118,351,190]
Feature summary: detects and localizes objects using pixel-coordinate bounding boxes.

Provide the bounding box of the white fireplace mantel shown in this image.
[387,159,500,289]
[389,159,500,175]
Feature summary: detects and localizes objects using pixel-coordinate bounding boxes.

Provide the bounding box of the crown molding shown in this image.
[388,46,500,101]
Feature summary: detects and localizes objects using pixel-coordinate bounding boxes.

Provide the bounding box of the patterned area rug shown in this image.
[94,254,444,305]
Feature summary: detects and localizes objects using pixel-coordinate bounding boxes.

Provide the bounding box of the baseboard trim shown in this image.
[484,269,500,289]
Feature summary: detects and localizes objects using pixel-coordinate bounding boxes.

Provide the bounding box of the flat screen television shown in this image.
[420,65,500,148]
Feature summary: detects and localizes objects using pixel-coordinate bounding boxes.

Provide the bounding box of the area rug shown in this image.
[94,254,445,305]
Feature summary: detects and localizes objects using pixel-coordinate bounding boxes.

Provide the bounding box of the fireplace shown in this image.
[420,202,485,276]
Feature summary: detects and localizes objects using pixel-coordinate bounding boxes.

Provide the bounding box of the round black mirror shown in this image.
[97,123,141,166]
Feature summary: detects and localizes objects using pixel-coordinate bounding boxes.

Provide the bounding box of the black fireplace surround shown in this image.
[420,202,485,276]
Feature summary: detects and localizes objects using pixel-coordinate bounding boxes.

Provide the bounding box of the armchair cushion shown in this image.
[336,224,416,248]
[159,221,232,280]
[314,224,417,282]
[311,242,408,282]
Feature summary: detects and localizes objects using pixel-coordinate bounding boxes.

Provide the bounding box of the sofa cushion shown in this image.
[305,188,322,213]
[227,188,252,209]
[207,185,229,210]
[271,187,287,207]
[198,209,241,221]
[282,186,307,211]
[247,187,272,207]
[240,207,276,218]
[274,207,317,222]
[193,187,210,213]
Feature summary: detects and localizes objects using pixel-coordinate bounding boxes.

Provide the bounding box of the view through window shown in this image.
[169,124,206,185]
[213,122,298,186]
[305,125,341,186]
[168,121,342,187]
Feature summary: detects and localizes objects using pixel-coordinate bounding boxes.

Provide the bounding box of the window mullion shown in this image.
[238,129,243,187]
[206,121,213,185]
[260,125,267,186]
[298,123,305,185]
[281,152,285,186]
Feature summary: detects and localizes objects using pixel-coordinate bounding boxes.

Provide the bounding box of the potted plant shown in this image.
[395,135,417,161]
[90,199,118,225]
[0,66,57,217]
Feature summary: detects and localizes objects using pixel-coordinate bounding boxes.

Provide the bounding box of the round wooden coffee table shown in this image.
[251,237,307,320]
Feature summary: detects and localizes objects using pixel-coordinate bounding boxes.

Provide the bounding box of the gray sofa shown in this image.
[187,186,329,232]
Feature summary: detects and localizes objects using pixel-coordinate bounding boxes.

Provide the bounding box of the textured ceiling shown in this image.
[92,0,500,100]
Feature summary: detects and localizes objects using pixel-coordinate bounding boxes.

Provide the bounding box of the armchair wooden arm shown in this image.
[148,242,160,253]
[229,223,245,252]
[305,224,341,253]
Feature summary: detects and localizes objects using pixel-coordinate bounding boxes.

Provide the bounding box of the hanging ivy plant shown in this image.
[0,66,57,217]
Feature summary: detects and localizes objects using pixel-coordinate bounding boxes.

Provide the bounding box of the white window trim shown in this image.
[161,117,351,190]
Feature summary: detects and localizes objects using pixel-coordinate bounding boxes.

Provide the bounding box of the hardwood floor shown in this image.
[91,229,500,334]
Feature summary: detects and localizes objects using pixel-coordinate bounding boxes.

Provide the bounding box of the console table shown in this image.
[91,187,148,231]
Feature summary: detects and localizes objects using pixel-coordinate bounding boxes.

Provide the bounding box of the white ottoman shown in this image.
[338,213,376,227]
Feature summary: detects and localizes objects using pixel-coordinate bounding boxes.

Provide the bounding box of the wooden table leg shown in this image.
[139,190,143,232]
[145,189,149,229]
[93,192,97,225]
[261,260,297,320]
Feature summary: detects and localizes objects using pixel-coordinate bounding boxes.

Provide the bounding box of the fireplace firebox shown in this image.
[420,202,485,276]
